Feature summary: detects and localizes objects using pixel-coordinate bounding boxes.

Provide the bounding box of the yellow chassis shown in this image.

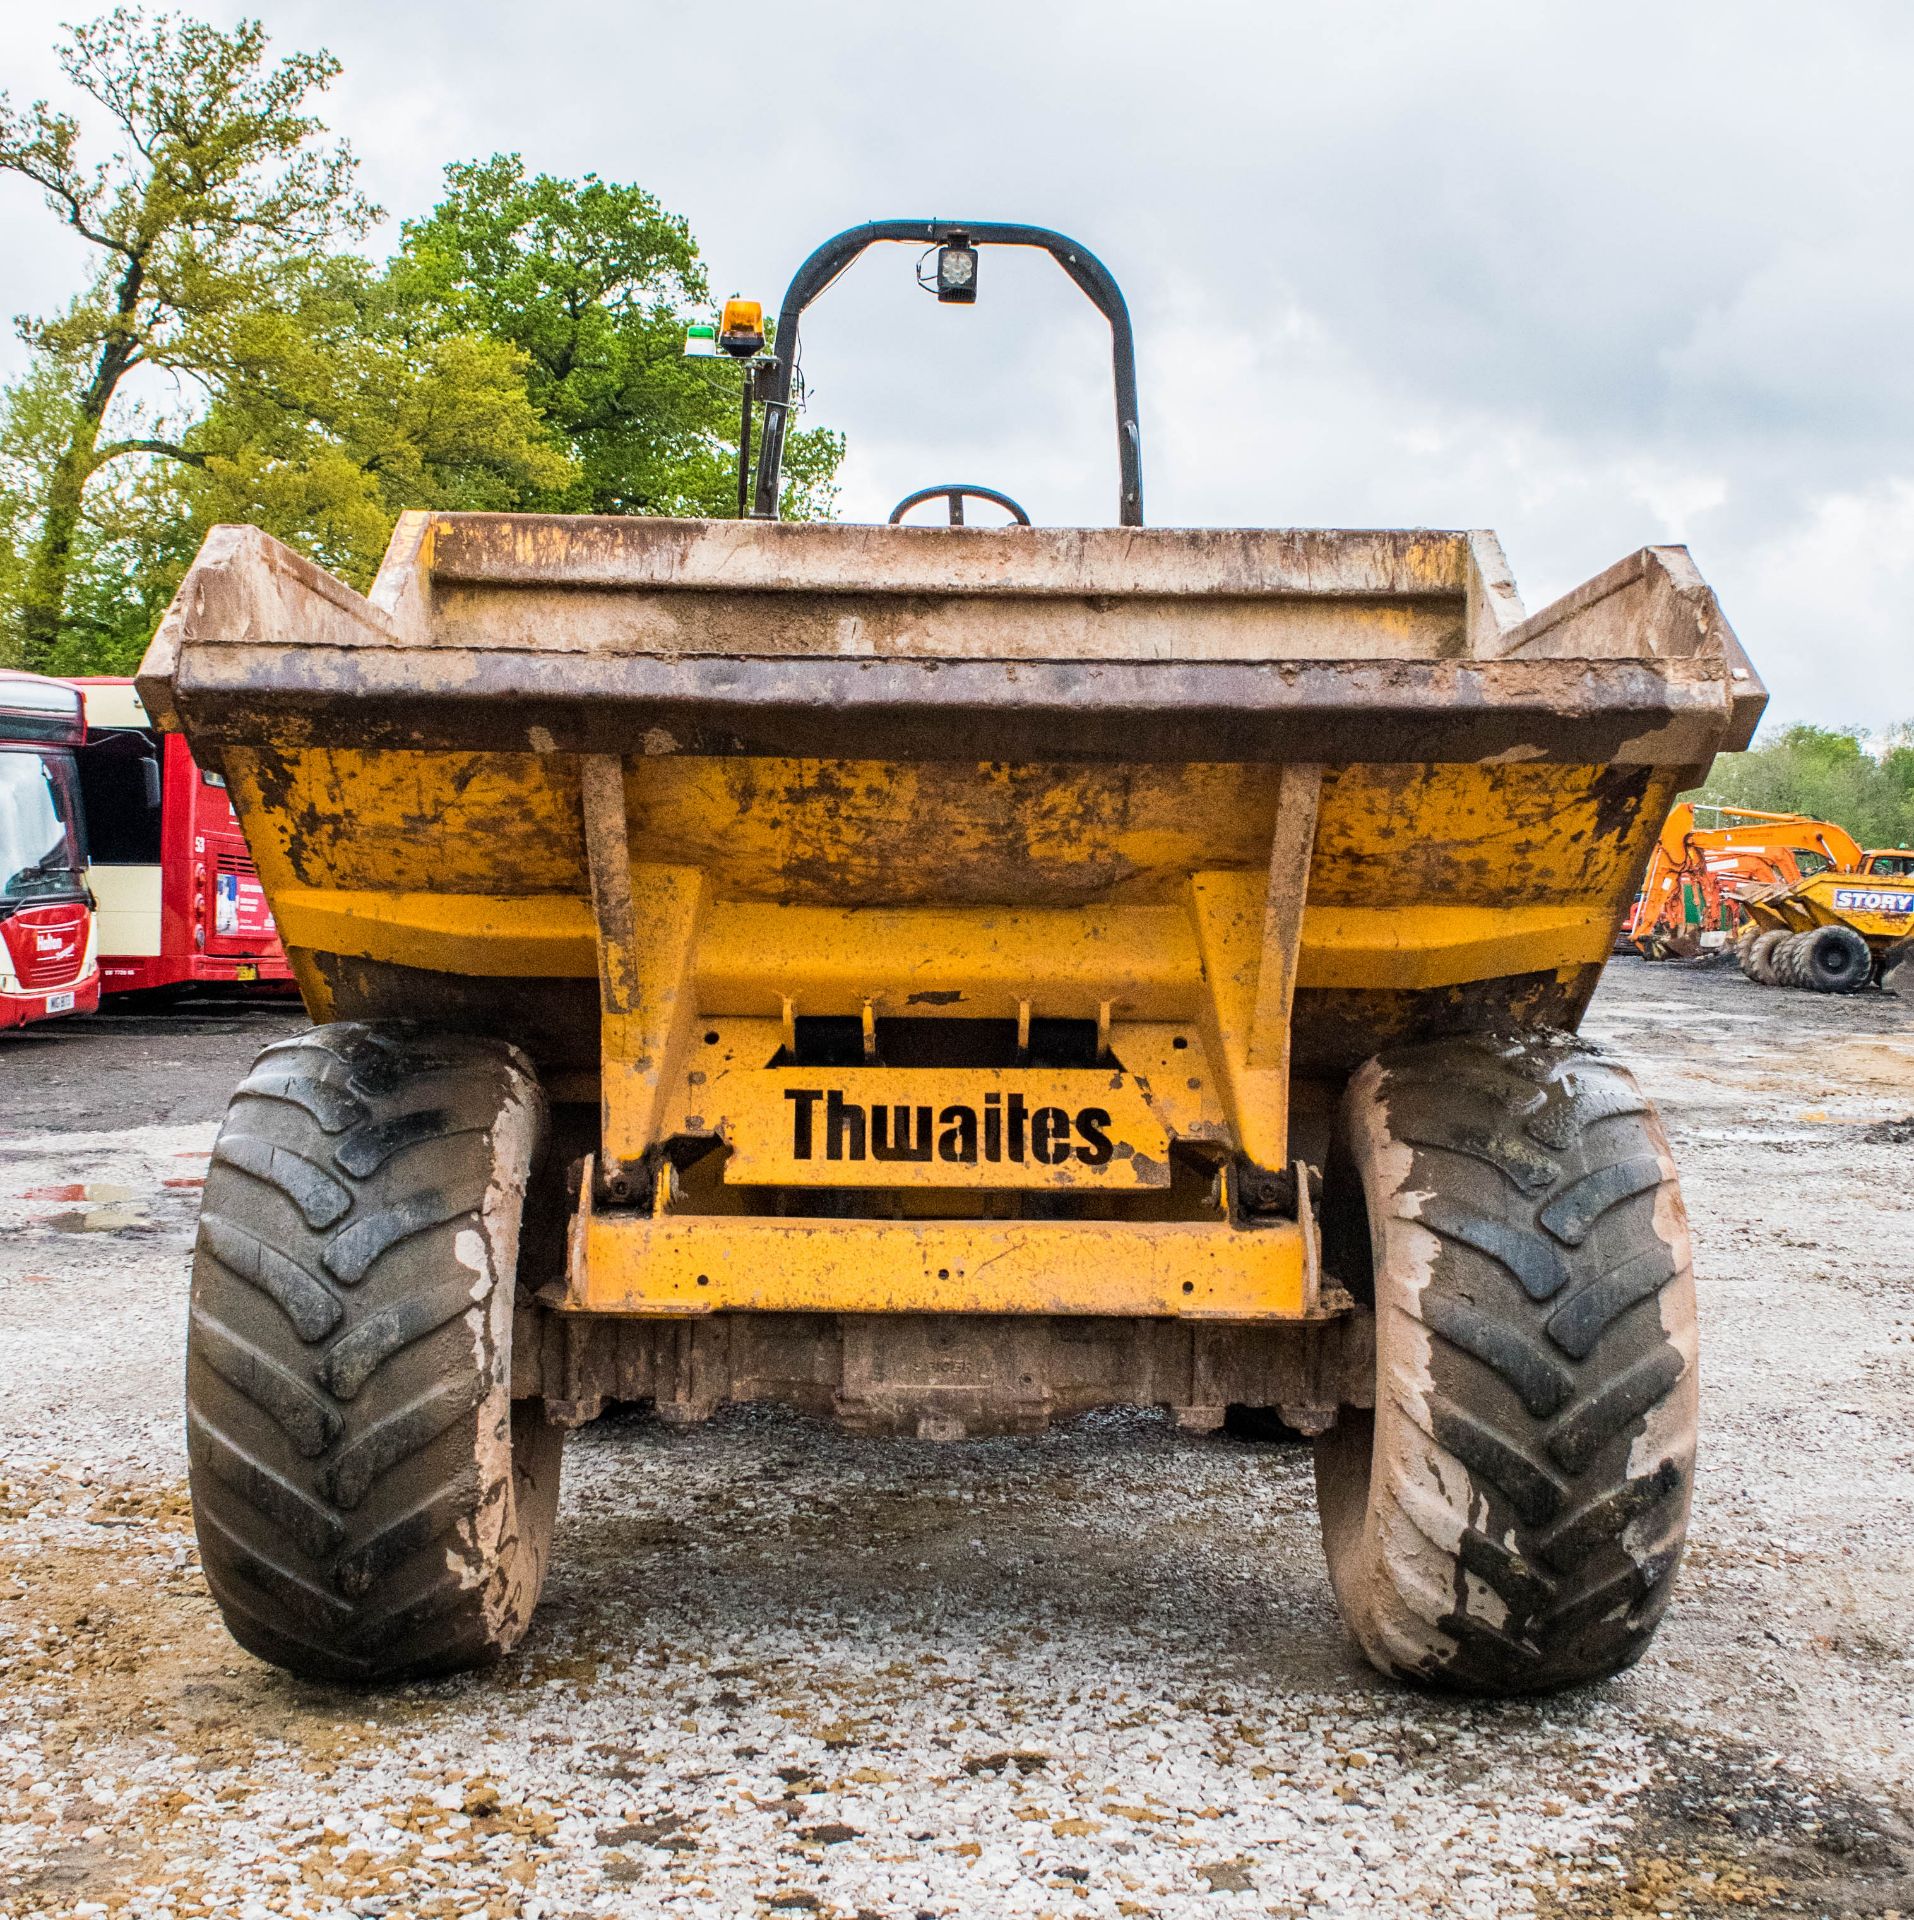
[563,757,1332,1318]
[568,1184,1314,1318]
[219,750,1686,1328]
[140,518,1763,1340]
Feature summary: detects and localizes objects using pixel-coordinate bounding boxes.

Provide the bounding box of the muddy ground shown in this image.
[0,964,1910,1919]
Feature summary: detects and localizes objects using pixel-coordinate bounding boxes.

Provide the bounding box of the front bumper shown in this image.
[562,1169,1320,1321]
[0,967,100,1030]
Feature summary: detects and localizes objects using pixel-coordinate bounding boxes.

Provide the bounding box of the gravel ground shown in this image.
[0,965,1910,1919]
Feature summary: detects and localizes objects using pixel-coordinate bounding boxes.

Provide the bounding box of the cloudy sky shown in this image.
[4,0,1911,727]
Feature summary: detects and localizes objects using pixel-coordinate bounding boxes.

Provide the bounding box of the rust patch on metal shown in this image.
[510,1306,1374,1438]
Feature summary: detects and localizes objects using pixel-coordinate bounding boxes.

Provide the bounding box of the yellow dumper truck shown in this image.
[141,221,1765,1695]
[1737,853,1914,993]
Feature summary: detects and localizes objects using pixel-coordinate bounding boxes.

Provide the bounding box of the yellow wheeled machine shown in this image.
[1736,859,1914,994]
[142,220,1765,1695]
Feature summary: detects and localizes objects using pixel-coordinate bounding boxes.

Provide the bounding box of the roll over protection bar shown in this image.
[748,219,1144,526]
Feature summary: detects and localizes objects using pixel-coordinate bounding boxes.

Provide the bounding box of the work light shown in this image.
[935,237,978,304]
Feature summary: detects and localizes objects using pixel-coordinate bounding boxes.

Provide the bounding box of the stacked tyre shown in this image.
[1736,924,1872,993]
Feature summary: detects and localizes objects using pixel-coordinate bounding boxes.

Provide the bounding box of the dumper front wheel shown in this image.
[1313,1032,1697,1694]
[185,1024,562,1682]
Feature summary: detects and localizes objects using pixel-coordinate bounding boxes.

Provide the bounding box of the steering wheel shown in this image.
[888,483,1031,527]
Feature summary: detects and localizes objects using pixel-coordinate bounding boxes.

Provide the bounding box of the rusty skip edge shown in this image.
[154,649,1760,767]
[136,519,1766,763]
[397,514,1513,600]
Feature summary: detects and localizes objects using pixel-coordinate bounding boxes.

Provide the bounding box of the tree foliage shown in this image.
[5,254,573,671]
[0,8,372,667]
[177,258,572,588]
[1,19,845,675]
[396,156,840,520]
[1696,723,1914,850]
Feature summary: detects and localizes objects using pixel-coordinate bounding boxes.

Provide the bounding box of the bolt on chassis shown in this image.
[142,220,1765,1692]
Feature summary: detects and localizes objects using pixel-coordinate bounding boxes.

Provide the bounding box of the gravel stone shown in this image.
[0,972,1910,1915]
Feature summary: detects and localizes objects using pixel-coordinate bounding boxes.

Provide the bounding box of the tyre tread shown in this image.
[1314,1029,1696,1695]
[185,1022,556,1683]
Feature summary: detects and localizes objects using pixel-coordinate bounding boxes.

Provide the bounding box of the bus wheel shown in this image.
[185,1023,562,1682]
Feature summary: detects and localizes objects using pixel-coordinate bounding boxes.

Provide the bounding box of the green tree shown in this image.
[397,155,842,520]
[2,258,571,673]
[2,22,845,674]
[0,358,85,636]
[0,9,372,669]
[173,256,572,592]
[1696,723,1914,850]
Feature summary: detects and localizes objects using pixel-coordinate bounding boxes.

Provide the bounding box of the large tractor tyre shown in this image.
[1800,925,1872,994]
[1313,1031,1697,1695]
[1748,929,1787,985]
[185,1023,562,1683]
[1779,931,1818,989]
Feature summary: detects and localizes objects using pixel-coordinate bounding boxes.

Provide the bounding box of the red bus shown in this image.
[72,678,294,997]
[0,670,100,1029]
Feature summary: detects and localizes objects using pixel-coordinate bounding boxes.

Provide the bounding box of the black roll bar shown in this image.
[748,219,1143,526]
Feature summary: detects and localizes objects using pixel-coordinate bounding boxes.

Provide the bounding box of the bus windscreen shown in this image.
[0,748,87,903]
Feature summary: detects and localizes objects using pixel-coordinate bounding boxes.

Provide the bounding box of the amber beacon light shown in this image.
[718,297,765,356]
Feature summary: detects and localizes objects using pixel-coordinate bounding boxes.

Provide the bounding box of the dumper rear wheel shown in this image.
[185,1023,561,1682]
[1801,924,1871,993]
[1313,1031,1696,1694]
[1748,929,1787,984]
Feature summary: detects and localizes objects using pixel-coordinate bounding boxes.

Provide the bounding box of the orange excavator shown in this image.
[1626,803,1862,958]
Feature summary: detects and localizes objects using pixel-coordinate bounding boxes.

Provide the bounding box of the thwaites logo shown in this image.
[36,931,74,955]
[783,1088,1115,1168]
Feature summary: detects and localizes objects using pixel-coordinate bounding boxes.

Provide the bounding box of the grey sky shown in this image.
[4,0,1911,726]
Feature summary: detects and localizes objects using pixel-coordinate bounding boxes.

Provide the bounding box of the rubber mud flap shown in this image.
[185,1022,563,1682]
[1312,1028,1696,1695]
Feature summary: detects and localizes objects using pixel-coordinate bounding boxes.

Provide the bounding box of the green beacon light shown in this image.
[683,322,719,359]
